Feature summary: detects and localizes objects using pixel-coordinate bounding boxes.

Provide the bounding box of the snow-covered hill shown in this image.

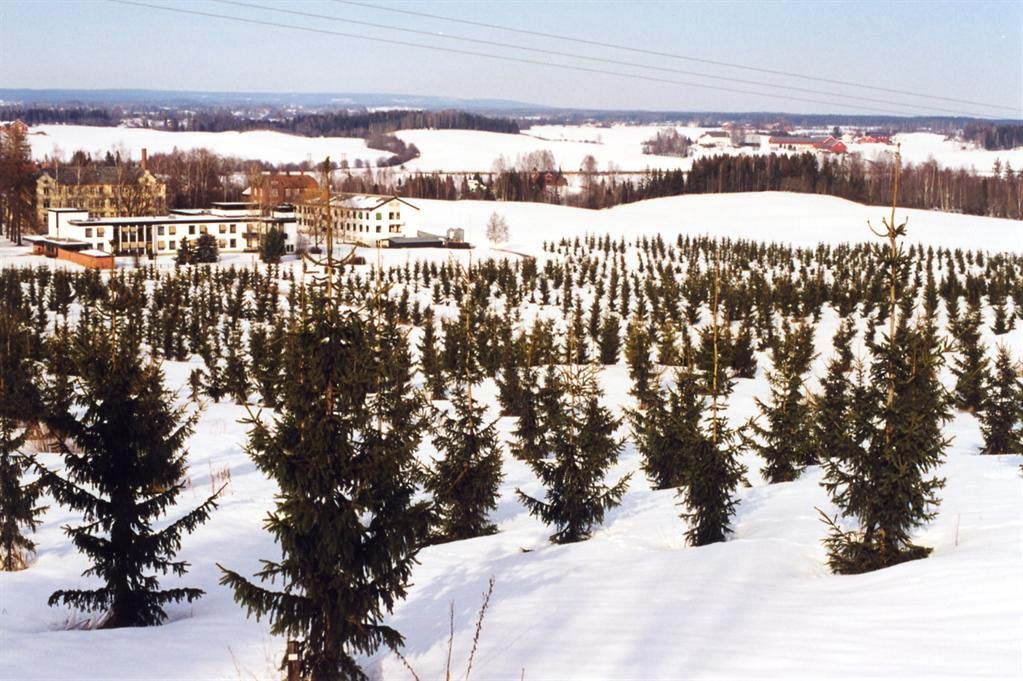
[27,123,1023,175]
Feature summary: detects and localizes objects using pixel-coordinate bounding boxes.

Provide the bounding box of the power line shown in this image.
[214,0,985,117]
[109,0,953,117]
[337,0,1022,115]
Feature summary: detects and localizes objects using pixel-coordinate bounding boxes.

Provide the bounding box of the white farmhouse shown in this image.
[296,193,420,246]
[696,130,735,150]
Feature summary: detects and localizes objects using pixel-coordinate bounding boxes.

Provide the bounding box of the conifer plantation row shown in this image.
[2,225,1022,680]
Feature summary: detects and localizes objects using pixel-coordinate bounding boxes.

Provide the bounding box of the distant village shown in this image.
[691,123,891,154]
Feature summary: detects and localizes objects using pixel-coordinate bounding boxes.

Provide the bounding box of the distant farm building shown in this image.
[697,131,734,150]
[768,136,847,154]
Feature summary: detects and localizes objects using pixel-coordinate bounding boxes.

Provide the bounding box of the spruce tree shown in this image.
[951,300,989,413]
[979,345,1023,454]
[748,320,816,482]
[629,369,703,491]
[813,317,859,464]
[259,227,287,264]
[820,183,951,573]
[677,263,747,546]
[418,310,446,400]
[821,316,950,573]
[625,316,656,408]
[194,233,220,263]
[598,313,621,365]
[426,379,504,541]
[223,324,250,404]
[495,342,526,417]
[509,364,557,464]
[218,298,430,680]
[695,324,735,397]
[729,316,758,379]
[41,313,220,627]
[656,320,680,366]
[516,360,631,544]
[0,308,45,571]
[175,238,194,266]
[426,272,504,542]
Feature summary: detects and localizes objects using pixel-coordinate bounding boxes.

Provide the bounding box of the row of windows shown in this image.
[154,238,239,251]
[314,208,400,221]
[84,222,254,239]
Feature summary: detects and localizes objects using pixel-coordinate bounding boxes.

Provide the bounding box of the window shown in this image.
[230,223,236,233]
[169,240,176,250]
[169,226,176,235]
[218,239,226,248]
[85,228,93,238]
[219,225,226,234]
[189,225,196,235]
[376,212,382,221]
[97,228,105,237]
[158,240,166,250]
[229,239,236,248]
[201,226,208,235]
[158,225,165,236]
[376,225,381,233]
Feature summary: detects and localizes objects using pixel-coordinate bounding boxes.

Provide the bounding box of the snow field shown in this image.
[27,124,1023,175]
[0,191,1021,679]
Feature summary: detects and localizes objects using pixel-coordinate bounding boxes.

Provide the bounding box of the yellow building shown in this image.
[36,162,166,226]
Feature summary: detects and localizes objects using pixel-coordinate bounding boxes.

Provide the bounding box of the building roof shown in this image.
[211,201,257,209]
[381,236,445,247]
[24,235,91,248]
[700,131,731,138]
[66,213,290,227]
[769,136,819,145]
[41,165,154,186]
[303,193,420,211]
[250,173,319,189]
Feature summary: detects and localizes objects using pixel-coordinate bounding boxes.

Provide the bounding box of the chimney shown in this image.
[141,148,148,171]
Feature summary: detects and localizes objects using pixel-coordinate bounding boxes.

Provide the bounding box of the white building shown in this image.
[42,202,301,257]
[296,194,420,246]
[696,131,735,150]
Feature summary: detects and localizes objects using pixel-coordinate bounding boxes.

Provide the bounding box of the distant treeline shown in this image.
[963,123,1023,151]
[0,105,518,137]
[177,109,519,137]
[0,106,120,126]
[348,153,1022,219]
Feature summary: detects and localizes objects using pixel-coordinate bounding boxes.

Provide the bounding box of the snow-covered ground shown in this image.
[395,125,698,172]
[409,192,1023,254]
[28,123,1023,175]
[27,124,375,166]
[1,191,1021,679]
[847,131,1023,174]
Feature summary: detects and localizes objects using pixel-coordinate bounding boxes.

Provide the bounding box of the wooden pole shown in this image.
[321,157,334,305]
[886,145,902,413]
[463,252,474,408]
[286,640,301,681]
[711,251,720,445]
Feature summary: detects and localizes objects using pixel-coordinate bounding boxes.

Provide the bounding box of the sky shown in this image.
[1,0,1022,117]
